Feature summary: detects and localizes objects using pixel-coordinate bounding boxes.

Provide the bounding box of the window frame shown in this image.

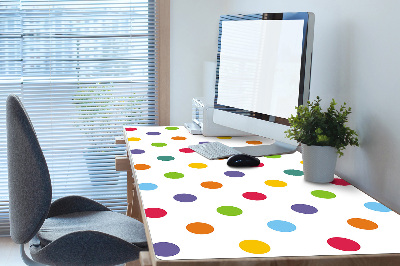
[156,0,170,126]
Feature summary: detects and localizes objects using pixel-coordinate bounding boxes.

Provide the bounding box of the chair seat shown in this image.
[37,211,147,248]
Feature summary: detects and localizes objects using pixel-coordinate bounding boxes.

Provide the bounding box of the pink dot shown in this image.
[242,192,267,201]
[145,208,167,218]
[327,237,360,251]
[330,178,351,186]
[179,148,195,153]
[125,128,137,131]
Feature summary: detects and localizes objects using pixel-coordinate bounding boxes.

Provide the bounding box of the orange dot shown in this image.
[347,218,378,230]
[201,181,223,189]
[171,136,187,140]
[300,161,303,164]
[128,137,141,141]
[186,222,214,234]
[134,164,151,170]
[246,140,263,145]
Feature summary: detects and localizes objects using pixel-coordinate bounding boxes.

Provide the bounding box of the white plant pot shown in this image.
[302,144,338,183]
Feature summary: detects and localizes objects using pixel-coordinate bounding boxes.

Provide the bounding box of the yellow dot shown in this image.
[300,161,303,164]
[264,180,287,187]
[217,136,232,139]
[239,240,270,254]
[128,137,141,141]
[188,163,208,169]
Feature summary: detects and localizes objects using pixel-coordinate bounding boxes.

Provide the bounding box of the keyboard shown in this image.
[189,142,243,160]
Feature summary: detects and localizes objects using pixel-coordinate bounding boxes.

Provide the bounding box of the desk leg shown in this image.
[139,252,152,266]
[124,251,152,266]
[127,170,143,223]
[127,170,134,217]
[125,175,147,266]
[124,259,140,266]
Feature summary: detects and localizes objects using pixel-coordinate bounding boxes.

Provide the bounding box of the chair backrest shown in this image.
[6,94,52,244]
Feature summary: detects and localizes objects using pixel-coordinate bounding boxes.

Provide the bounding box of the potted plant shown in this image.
[285,96,359,183]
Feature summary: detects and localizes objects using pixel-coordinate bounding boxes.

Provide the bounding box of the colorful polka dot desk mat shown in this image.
[124,126,400,260]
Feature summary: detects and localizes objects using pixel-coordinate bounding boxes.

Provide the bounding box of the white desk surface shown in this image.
[124,126,400,261]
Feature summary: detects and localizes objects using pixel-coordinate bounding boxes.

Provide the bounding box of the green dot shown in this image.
[165,127,179,130]
[283,169,304,176]
[265,155,281,158]
[311,190,336,199]
[164,172,184,179]
[157,156,175,161]
[152,142,167,147]
[217,206,243,216]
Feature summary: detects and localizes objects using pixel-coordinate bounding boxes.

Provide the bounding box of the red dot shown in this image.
[179,148,195,153]
[327,237,360,251]
[242,192,267,201]
[125,128,137,131]
[254,163,264,167]
[330,178,351,186]
[145,208,167,218]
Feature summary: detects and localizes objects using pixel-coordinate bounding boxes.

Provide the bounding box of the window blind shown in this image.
[0,0,159,236]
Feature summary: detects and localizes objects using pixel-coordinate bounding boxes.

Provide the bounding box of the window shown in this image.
[0,0,169,236]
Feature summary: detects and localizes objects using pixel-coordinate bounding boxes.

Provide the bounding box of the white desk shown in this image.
[123,126,400,266]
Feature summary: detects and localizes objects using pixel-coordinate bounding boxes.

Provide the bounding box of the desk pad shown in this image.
[125,126,400,260]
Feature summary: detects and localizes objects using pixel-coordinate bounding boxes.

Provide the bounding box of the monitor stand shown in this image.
[233,140,299,157]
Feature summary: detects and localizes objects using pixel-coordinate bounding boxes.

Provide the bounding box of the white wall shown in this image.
[170,0,227,124]
[170,0,400,213]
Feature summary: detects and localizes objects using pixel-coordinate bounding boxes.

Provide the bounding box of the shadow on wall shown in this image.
[314,18,355,105]
[336,111,398,213]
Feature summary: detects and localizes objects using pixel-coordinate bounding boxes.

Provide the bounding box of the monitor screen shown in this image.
[217,19,304,119]
[213,13,314,156]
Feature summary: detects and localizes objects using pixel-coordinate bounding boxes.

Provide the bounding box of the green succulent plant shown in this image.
[285,96,359,157]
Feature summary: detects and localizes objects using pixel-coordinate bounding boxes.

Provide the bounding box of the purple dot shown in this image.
[131,149,145,154]
[291,204,318,214]
[173,193,197,202]
[199,141,209,144]
[147,131,161,135]
[224,171,245,177]
[153,242,180,257]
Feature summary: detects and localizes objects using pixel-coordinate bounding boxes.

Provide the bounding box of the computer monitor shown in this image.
[213,12,315,156]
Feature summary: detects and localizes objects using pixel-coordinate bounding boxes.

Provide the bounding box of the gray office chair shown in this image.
[6,94,148,265]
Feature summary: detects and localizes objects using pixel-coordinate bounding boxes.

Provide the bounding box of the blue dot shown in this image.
[139,183,158,191]
[267,220,296,232]
[364,202,391,212]
[199,141,209,144]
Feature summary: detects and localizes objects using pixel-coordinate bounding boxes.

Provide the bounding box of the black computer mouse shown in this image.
[227,154,260,167]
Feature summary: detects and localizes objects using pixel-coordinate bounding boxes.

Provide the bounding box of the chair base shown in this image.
[20,244,45,266]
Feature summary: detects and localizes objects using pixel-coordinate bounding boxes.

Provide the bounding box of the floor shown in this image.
[0,237,26,266]
[0,236,140,266]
